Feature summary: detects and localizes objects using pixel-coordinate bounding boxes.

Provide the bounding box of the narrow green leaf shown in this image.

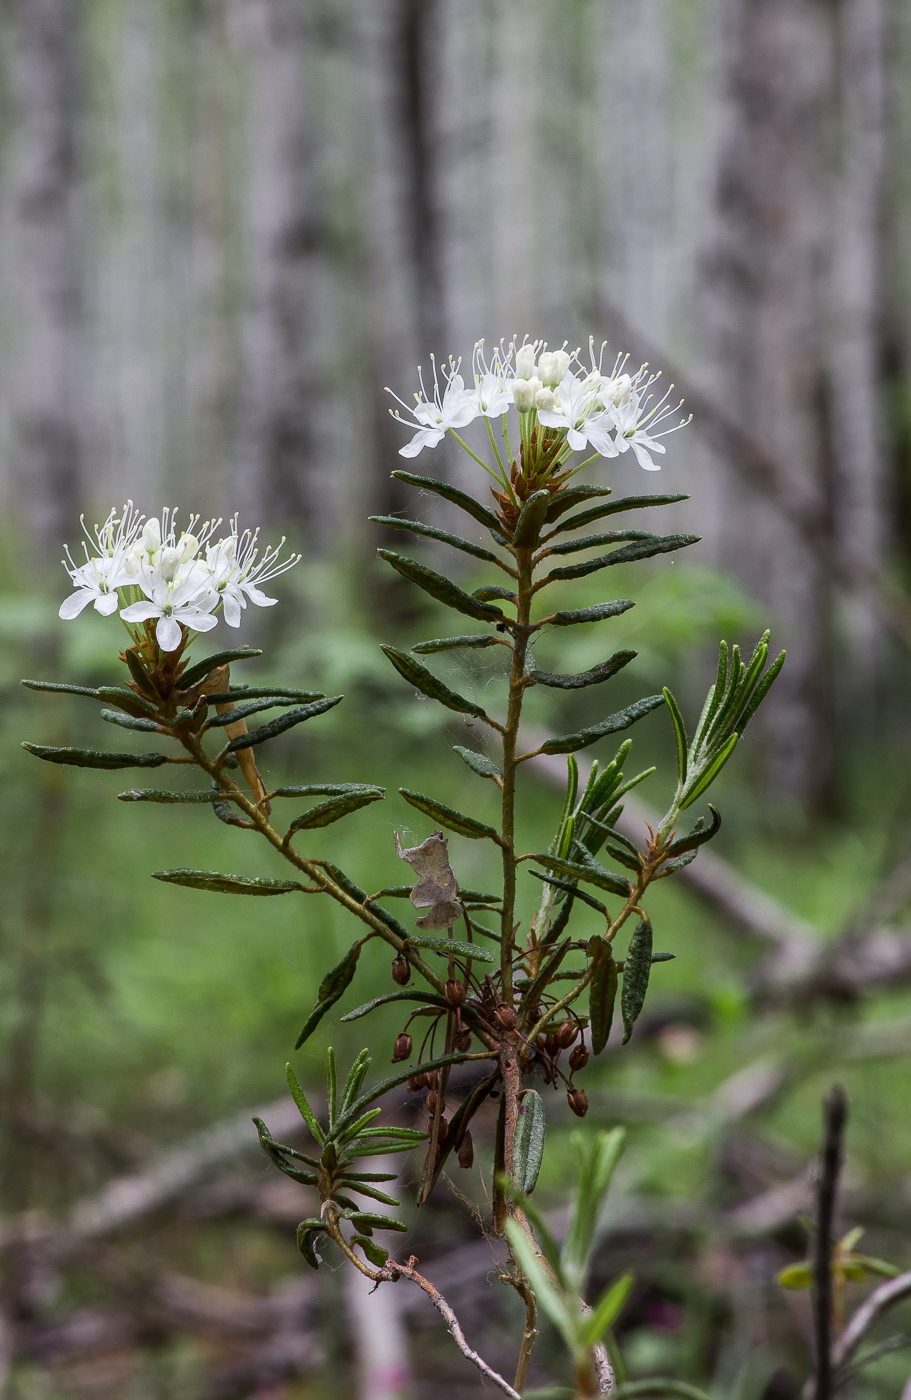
[453,745,502,780]
[227,696,343,751]
[540,696,665,755]
[458,887,502,903]
[532,852,630,897]
[551,492,689,535]
[100,708,161,733]
[285,1065,326,1143]
[544,483,613,522]
[334,1051,475,1136]
[124,649,159,696]
[546,529,656,557]
[337,1107,383,1144]
[391,469,502,531]
[409,935,494,963]
[327,1048,338,1123]
[341,990,449,1022]
[369,514,502,564]
[544,599,635,627]
[665,805,721,857]
[294,945,363,1050]
[504,1221,573,1334]
[513,1089,546,1194]
[205,686,324,703]
[22,743,168,769]
[621,918,653,1044]
[340,1049,373,1116]
[529,871,607,914]
[680,734,739,809]
[296,1224,323,1270]
[286,789,385,832]
[399,787,500,840]
[152,868,303,894]
[581,1273,634,1348]
[472,584,516,602]
[354,1236,389,1267]
[96,685,159,716]
[178,647,263,689]
[663,688,688,786]
[349,1211,408,1234]
[541,534,700,585]
[411,634,504,653]
[380,646,488,719]
[21,678,99,698]
[737,649,785,733]
[273,783,379,798]
[118,788,220,803]
[512,489,551,547]
[531,650,637,691]
[377,549,504,621]
[208,695,320,727]
[590,942,618,1054]
[318,862,367,902]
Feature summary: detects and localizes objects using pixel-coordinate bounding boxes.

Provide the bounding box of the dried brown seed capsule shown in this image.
[425,1089,438,1115]
[535,1034,548,1051]
[458,1132,474,1168]
[425,1070,440,1090]
[496,1003,517,1030]
[407,1073,427,1093]
[569,1044,589,1073]
[557,1019,578,1049]
[391,1032,413,1064]
[455,1027,472,1052]
[567,1088,589,1118]
[392,955,410,986]
[545,1033,557,1055]
[445,979,466,1008]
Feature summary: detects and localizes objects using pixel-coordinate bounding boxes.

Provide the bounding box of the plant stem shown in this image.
[813,1085,848,1400]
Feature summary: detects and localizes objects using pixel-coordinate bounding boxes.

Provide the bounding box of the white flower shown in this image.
[537,349,570,389]
[387,359,478,457]
[204,522,302,627]
[59,502,143,620]
[537,373,618,456]
[470,341,514,417]
[610,383,690,472]
[121,564,219,652]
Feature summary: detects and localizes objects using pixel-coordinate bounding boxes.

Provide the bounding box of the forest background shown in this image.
[2,0,911,1397]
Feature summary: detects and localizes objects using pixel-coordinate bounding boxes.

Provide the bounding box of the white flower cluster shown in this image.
[60,505,301,652]
[388,337,690,470]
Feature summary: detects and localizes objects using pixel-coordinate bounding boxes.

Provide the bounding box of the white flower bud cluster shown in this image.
[59,506,301,652]
[387,335,690,471]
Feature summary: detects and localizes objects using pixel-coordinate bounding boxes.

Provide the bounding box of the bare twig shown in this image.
[386,1257,521,1399]
[813,1086,848,1400]
[832,1271,911,1372]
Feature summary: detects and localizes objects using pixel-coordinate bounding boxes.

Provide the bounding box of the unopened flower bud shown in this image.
[159,547,182,583]
[426,1089,438,1115]
[569,1043,589,1073]
[605,373,633,406]
[445,979,466,1008]
[496,1003,517,1030]
[556,1020,578,1049]
[392,1031,413,1064]
[567,1087,589,1118]
[535,386,555,412]
[515,344,536,379]
[141,518,162,554]
[550,349,571,383]
[511,378,535,412]
[178,532,199,563]
[392,955,410,986]
[458,1132,474,1169]
[455,1027,472,1052]
[538,350,569,389]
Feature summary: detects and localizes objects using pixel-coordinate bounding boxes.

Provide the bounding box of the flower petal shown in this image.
[243,585,278,608]
[59,591,96,620]
[121,601,161,622]
[94,592,121,616]
[156,615,182,651]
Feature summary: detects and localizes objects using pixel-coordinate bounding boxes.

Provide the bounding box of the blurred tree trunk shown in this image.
[701,0,839,812]
[11,0,83,558]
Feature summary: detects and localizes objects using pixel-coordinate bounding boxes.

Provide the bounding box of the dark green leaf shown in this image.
[22,743,168,769]
[296,1224,323,1270]
[472,584,517,602]
[350,1212,408,1234]
[118,788,220,803]
[380,646,488,719]
[21,678,99,698]
[208,695,321,727]
[369,515,502,564]
[100,708,161,732]
[399,787,500,840]
[273,783,379,798]
[366,903,412,941]
[551,492,690,535]
[178,647,263,690]
[391,469,502,531]
[513,1089,546,1193]
[411,634,504,653]
[512,489,551,547]
[341,990,449,1022]
[124,649,160,696]
[543,484,612,522]
[529,871,608,914]
[737,649,786,733]
[519,937,573,1012]
[458,887,502,903]
[318,862,368,903]
[153,868,304,894]
[590,941,618,1054]
[340,1049,373,1116]
[665,804,721,857]
[333,1051,475,1136]
[530,650,637,690]
[453,745,502,780]
[294,944,363,1049]
[227,696,343,750]
[545,529,656,557]
[540,695,665,755]
[663,688,688,786]
[680,734,739,809]
[409,935,494,963]
[621,917,653,1044]
[377,549,503,621]
[541,533,700,584]
[531,852,630,897]
[211,787,254,829]
[354,1236,389,1267]
[205,686,324,703]
[544,599,636,627]
[287,789,385,832]
[96,685,159,715]
[284,1064,326,1143]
